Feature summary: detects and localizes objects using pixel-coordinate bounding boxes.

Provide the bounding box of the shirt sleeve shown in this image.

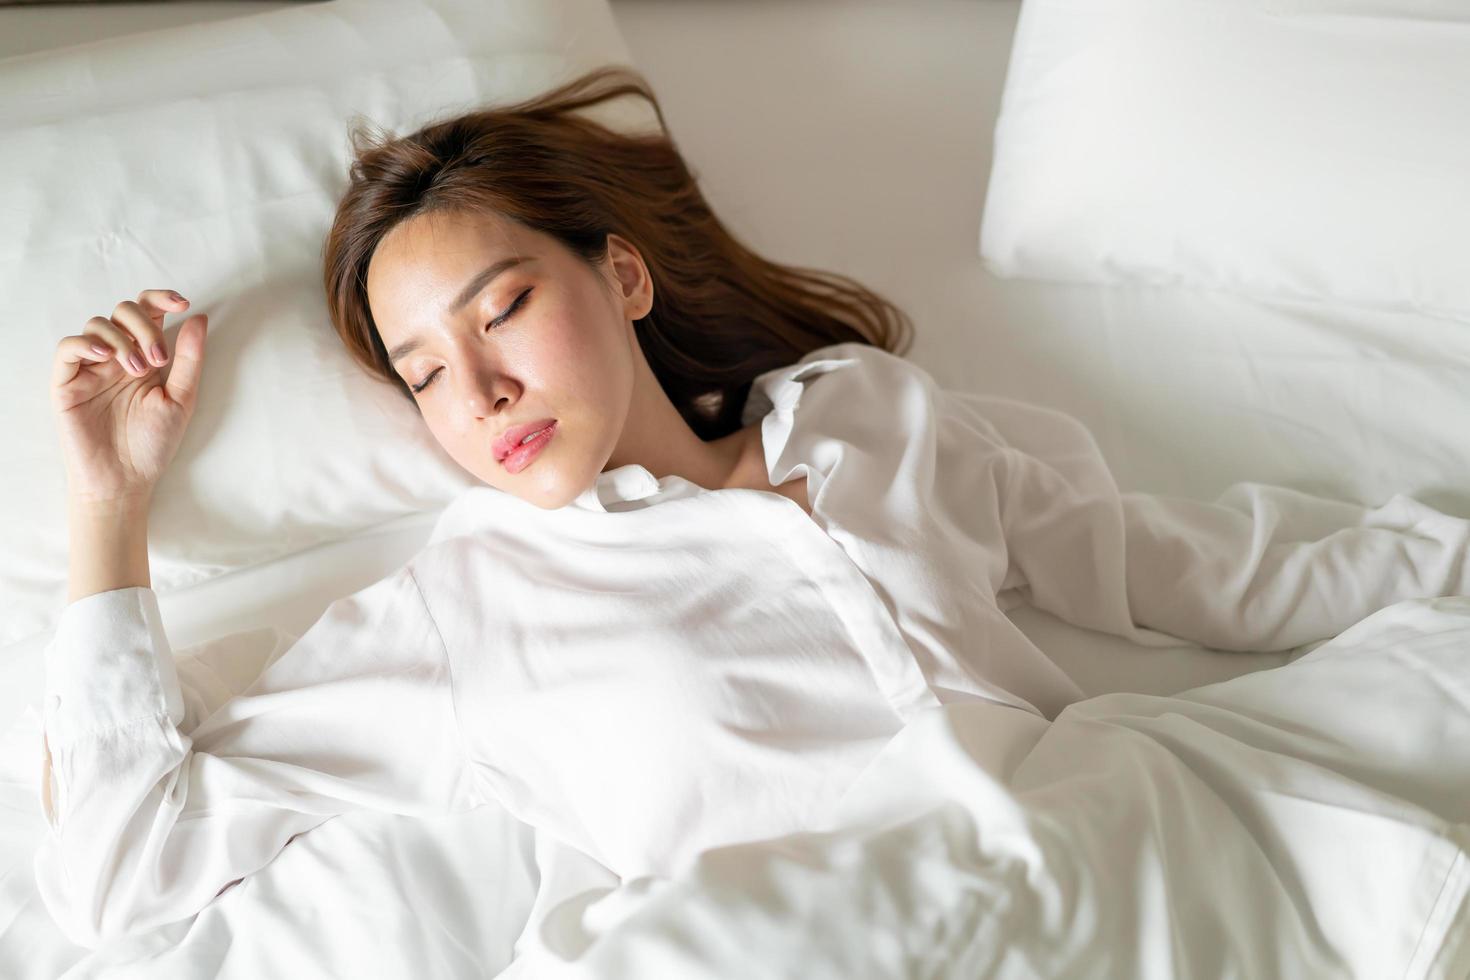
[33,565,483,949]
[941,389,1470,652]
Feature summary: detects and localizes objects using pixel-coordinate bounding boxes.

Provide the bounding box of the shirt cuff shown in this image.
[42,587,185,749]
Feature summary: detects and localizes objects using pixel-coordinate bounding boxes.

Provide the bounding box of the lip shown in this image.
[496,419,557,474]
[494,418,558,462]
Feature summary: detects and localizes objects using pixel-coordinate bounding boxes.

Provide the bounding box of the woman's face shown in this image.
[366,209,650,509]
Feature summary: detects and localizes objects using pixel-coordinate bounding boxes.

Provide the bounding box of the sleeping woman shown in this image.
[38,66,1470,949]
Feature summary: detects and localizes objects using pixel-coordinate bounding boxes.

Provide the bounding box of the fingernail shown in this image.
[128,352,146,374]
[170,292,187,303]
[151,343,168,364]
[90,343,112,357]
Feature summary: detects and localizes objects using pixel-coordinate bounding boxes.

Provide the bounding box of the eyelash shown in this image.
[410,287,533,394]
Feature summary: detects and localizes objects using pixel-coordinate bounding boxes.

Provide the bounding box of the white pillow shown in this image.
[978,0,1470,324]
[0,0,659,647]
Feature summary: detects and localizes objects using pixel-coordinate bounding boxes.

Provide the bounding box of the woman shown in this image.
[39,66,1470,952]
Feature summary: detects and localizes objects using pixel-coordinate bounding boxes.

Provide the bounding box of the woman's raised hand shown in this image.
[50,289,209,506]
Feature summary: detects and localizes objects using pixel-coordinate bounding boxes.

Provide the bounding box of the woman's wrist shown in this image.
[67,494,153,603]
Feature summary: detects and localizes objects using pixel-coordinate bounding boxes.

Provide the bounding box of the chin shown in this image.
[508,468,583,511]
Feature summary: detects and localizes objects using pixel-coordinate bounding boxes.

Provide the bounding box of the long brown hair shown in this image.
[322,64,914,441]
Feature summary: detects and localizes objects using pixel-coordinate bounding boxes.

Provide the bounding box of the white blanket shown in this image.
[4,602,1465,977]
[502,597,1470,979]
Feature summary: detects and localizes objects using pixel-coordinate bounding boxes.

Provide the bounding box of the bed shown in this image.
[1,0,1466,976]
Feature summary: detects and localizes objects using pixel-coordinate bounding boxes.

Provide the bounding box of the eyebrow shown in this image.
[387,255,533,365]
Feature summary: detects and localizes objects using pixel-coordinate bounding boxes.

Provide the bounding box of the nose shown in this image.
[450,355,517,419]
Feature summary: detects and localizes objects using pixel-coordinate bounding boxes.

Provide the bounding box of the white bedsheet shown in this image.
[504,596,1470,979]
[4,546,1466,977]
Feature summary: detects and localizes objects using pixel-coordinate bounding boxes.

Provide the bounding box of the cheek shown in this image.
[429,420,504,483]
[426,416,473,459]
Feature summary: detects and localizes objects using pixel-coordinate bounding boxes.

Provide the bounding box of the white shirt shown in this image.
[34,341,1470,948]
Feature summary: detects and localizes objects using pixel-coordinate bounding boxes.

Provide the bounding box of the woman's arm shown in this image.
[67,494,152,601]
[943,390,1470,651]
[1107,483,1470,651]
[35,565,484,949]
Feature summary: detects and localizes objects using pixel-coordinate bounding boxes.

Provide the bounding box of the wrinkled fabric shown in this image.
[34,342,1470,949]
[514,597,1470,980]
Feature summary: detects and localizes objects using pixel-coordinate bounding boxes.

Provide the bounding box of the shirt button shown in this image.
[47,695,61,712]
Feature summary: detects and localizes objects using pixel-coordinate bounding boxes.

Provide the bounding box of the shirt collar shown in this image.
[568,344,862,514]
[570,464,667,513]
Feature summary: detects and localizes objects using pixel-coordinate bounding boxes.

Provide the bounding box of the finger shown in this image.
[164,313,208,410]
[113,298,173,369]
[83,316,151,377]
[137,288,189,339]
[51,334,120,391]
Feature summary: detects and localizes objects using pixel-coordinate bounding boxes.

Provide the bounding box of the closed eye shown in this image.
[409,287,533,394]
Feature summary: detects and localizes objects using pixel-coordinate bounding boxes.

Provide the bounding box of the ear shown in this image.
[604,233,654,321]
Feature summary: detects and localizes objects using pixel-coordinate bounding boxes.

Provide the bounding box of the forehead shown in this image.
[366,211,537,341]
[368,210,528,295]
